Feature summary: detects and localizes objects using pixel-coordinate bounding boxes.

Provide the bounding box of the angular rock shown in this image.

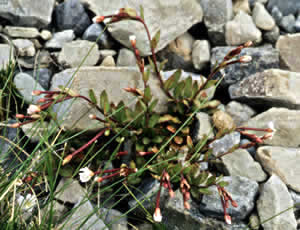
[55,0,91,36]
[0,44,14,66]
[225,101,256,126]
[81,0,203,56]
[233,0,251,14]
[244,108,300,147]
[0,0,55,28]
[229,69,300,109]
[58,40,100,68]
[83,23,113,49]
[267,0,300,16]
[100,56,115,67]
[279,14,296,33]
[209,132,241,157]
[3,26,40,38]
[41,200,68,223]
[45,30,75,50]
[60,198,107,230]
[14,72,45,104]
[257,146,300,192]
[211,46,279,86]
[100,208,128,230]
[221,149,267,182]
[117,48,136,67]
[164,190,247,229]
[252,2,276,31]
[193,112,214,142]
[276,34,300,72]
[200,176,259,220]
[55,178,86,204]
[192,40,210,70]
[257,175,297,230]
[263,26,280,44]
[225,11,262,46]
[12,39,35,57]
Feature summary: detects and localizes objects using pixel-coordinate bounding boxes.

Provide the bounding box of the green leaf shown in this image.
[174,81,185,99]
[152,135,164,144]
[164,69,181,90]
[184,76,193,98]
[142,137,151,145]
[159,59,168,71]
[144,86,152,103]
[191,81,199,98]
[148,99,158,112]
[151,29,160,50]
[124,7,137,17]
[88,89,97,104]
[148,57,155,71]
[148,114,160,128]
[198,187,212,195]
[203,80,218,89]
[152,223,167,230]
[143,68,150,83]
[217,181,229,188]
[100,90,110,114]
[206,175,216,186]
[139,5,145,21]
[159,114,181,124]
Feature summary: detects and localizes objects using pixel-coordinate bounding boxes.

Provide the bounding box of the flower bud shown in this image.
[62,155,72,166]
[153,207,162,222]
[239,55,252,63]
[16,114,25,119]
[129,35,136,47]
[92,16,105,23]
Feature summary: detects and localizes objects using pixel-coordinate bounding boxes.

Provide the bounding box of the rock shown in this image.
[27,68,52,90]
[0,0,55,28]
[244,108,300,147]
[233,0,251,14]
[157,32,195,71]
[117,49,136,67]
[229,69,300,109]
[45,30,75,50]
[249,0,269,8]
[263,26,280,44]
[239,139,257,156]
[40,30,52,41]
[100,56,115,67]
[200,176,259,220]
[58,40,100,68]
[256,146,300,192]
[207,24,226,46]
[295,15,300,32]
[221,149,267,182]
[55,178,86,204]
[279,14,296,33]
[209,132,241,157]
[0,44,14,66]
[100,50,117,59]
[271,6,283,25]
[60,198,107,230]
[82,0,203,56]
[290,190,300,210]
[18,50,52,69]
[211,46,279,86]
[12,39,35,57]
[21,121,51,143]
[41,200,68,223]
[54,0,91,36]
[276,33,300,72]
[14,72,45,104]
[267,0,300,16]
[249,213,260,230]
[193,112,214,142]
[225,11,262,45]
[257,175,297,230]
[163,190,247,229]
[83,23,113,49]
[225,101,256,126]
[252,2,276,31]
[212,110,236,132]
[192,40,210,70]
[3,26,40,38]
[100,208,128,230]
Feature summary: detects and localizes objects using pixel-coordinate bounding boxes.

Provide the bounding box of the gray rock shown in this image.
[100,208,128,230]
[12,39,35,57]
[164,190,247,229]
[244,108,300,147]
[192,40,210,70]
[257,175,297,230]
[276,34,300,72]
[211,46,279,86]
[14,72,45,104]
[45,30,75,50]
[0,44,14,66]
[55,0,91,36]
[290,190,300,210]
[55,178,86,204]
[17,50,52,69]
[58,40,100,68]
[263,25,280,44]
[100,56,115,67]
[229,69,300,109]
[60,198,107,230]
[257,146,300,192]
[3,26,40,38]
[207,24,226,46]
[41,200,68,223]
[252,2,276,31]
[117,48,136,67]
[225,11,262,45]
[82,0,203,56]
[83,23,113,49]
[279,14,296,33]
[221,149,267,182]
[225,101,256,126]
[0,0,55,28]
[295,16,300,32]
[27,68,52,90]
[271,6,283,25]
[209,132,241,157]
[193,112,214,142]
[21,121,49,143]
[200,176,259,220]
[267,0,300,16]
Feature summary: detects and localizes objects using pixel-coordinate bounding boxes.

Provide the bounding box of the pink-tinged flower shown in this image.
[79,167,95,183]
[224,214,232,225]
[31,90,41,96]
[129,35,136,47]
[153,207,162,222]
[239,55,252,63]
[27,104,41,115]
[62,154,72,166]
[267,121,276,139]
[92,16,105,23]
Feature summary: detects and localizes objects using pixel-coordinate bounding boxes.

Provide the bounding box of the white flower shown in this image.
[27,104,41,115]
[129,35,136,43]
[103,18,111,24]
[267,121,276,139]
[17,193,37,213]
[79,167,94,183]
[153,208,162,222]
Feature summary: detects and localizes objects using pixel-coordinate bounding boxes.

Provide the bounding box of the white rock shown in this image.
[45,30,75,50]
[3,26,40,38]
[12,39,35,57]
[100,56,115,67]
[252,2,276,31]
[0,44,14,66]
[192,40,210,70]
[40,30,52,41]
